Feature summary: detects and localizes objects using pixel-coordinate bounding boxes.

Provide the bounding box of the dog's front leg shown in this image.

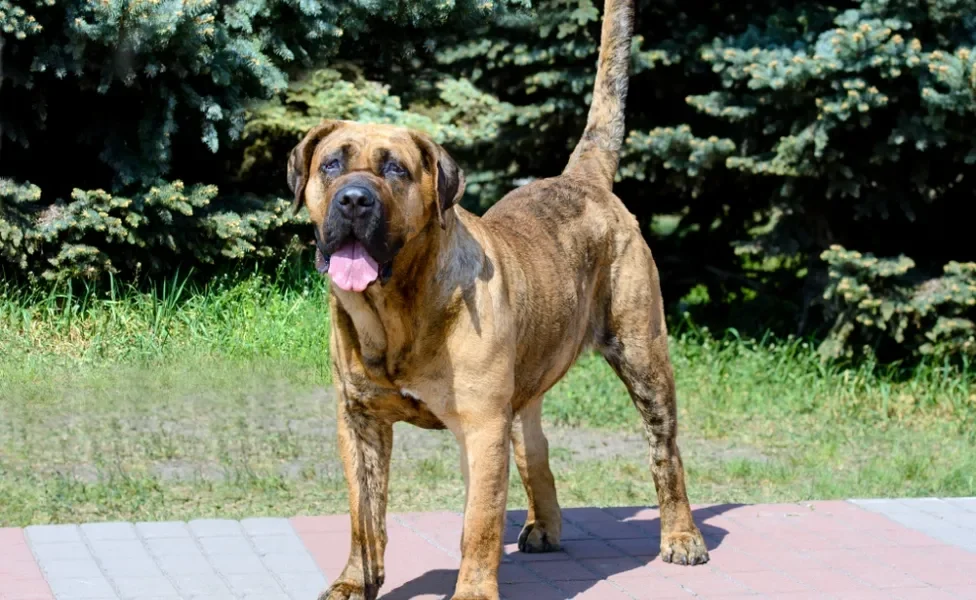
[319,399,393,600]
[452,413,512,600]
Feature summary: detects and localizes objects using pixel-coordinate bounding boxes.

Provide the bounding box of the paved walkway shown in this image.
[2,498,975,600]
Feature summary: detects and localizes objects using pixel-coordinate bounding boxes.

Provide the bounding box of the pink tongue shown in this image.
[328,241,379,292]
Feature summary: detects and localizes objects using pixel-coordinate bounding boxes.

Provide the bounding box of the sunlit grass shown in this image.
[1,268,974,526]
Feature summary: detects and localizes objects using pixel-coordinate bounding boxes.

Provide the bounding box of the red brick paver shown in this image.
[291,502,976,599]
[3,501,975,599]
[0,528,53,600]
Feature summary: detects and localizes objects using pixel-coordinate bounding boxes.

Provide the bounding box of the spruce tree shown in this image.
[3,0,974,360]
[420,0,976,360]
[0,0,518,280]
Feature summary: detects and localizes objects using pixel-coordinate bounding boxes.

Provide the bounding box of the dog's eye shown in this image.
[321,159,342,174]
[383,162,407,177]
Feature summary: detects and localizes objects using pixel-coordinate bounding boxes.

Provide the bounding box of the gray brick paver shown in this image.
[927,530,976,553]
[31,541,93,561]
[73,521,126,600]
[261,552,320,574]
[224,572,288,594]
[111,576,179,600]
[47,577,118,599]
[244,522,320,599]
[250,534,308,556]
[852,499,953,525]
[18,517,371,598]
[187,519,243,538]
[898,498,976,529]
[80,523,138,541]
[24,525,119,600]
[134,522,191,540]
[207,553,267,575]
[39,558,105,579]
[139,519,220,600]
[239,518,294,537]
[144,537,201,558]
[852,498,976,555]
[944,497,976,514]
[98,557,165,578]
[169,572,232,596]
[198,535,254,556]
[88,540,152,558]
[26,524,84,544]
[281,574,328,600]
[80,528,172,600]
[153,554,214,576]
[177,516,291,599]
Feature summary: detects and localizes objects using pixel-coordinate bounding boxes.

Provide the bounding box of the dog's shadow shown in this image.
[380,504,736,599]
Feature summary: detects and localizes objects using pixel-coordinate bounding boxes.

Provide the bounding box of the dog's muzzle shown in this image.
[333,185,378,220]
[314,182,397,290]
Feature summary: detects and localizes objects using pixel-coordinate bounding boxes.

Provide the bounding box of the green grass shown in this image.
[1,269,974,527]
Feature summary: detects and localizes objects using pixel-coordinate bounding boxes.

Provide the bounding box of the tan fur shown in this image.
[563,0,633,187]
[290,2,707,599]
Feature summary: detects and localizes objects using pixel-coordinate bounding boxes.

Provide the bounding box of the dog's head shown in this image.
[287,120,465,293]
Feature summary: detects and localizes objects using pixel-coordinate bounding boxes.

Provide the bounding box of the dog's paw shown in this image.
[517,520,561,553]
[660,529,709,566]
[318,580,381,600]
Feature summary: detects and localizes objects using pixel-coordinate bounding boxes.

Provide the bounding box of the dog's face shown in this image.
[287,120,465,293]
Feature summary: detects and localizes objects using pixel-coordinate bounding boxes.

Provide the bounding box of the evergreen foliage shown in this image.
[421,0,976,361]
[2,0,975,361]
[820,247,976,361]
[0,0,515,280]
[239,65,515,205]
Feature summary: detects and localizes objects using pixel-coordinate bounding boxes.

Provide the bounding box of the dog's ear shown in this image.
[411,133,466,229]
[287,120,344,215]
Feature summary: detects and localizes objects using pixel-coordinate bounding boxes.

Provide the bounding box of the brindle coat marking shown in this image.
[287,1,708,598]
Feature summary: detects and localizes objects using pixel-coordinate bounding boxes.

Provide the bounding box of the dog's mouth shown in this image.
[317,240,378,292]
[316,242,393,292]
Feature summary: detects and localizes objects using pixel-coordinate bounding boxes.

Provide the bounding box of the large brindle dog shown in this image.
[286,0,708,598]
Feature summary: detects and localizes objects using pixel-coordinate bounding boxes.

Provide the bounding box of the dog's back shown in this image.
[482,0,637,268]
[487,0,633,200]
[477,0,643,405]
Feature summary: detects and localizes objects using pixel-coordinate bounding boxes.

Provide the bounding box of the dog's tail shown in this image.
[562,0,634,189]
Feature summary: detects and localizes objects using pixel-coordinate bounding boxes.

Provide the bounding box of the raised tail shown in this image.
[562,0,634,189]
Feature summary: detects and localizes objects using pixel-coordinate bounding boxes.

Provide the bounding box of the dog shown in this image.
[286,1,709,597]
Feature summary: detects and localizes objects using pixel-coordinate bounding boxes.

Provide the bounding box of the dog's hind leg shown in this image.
[319,399,394,600]
[600,250,709,566]
[511,398,562,553]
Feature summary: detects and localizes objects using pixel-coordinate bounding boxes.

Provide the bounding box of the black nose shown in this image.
[335,186,376,217]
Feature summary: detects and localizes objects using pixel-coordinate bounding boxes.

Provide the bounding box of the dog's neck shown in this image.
[330,209,487,383]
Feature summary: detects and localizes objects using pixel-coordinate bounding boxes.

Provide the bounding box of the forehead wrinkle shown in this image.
[320,144,349,162]
[374,142,420,171]
[315,135,360,163]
